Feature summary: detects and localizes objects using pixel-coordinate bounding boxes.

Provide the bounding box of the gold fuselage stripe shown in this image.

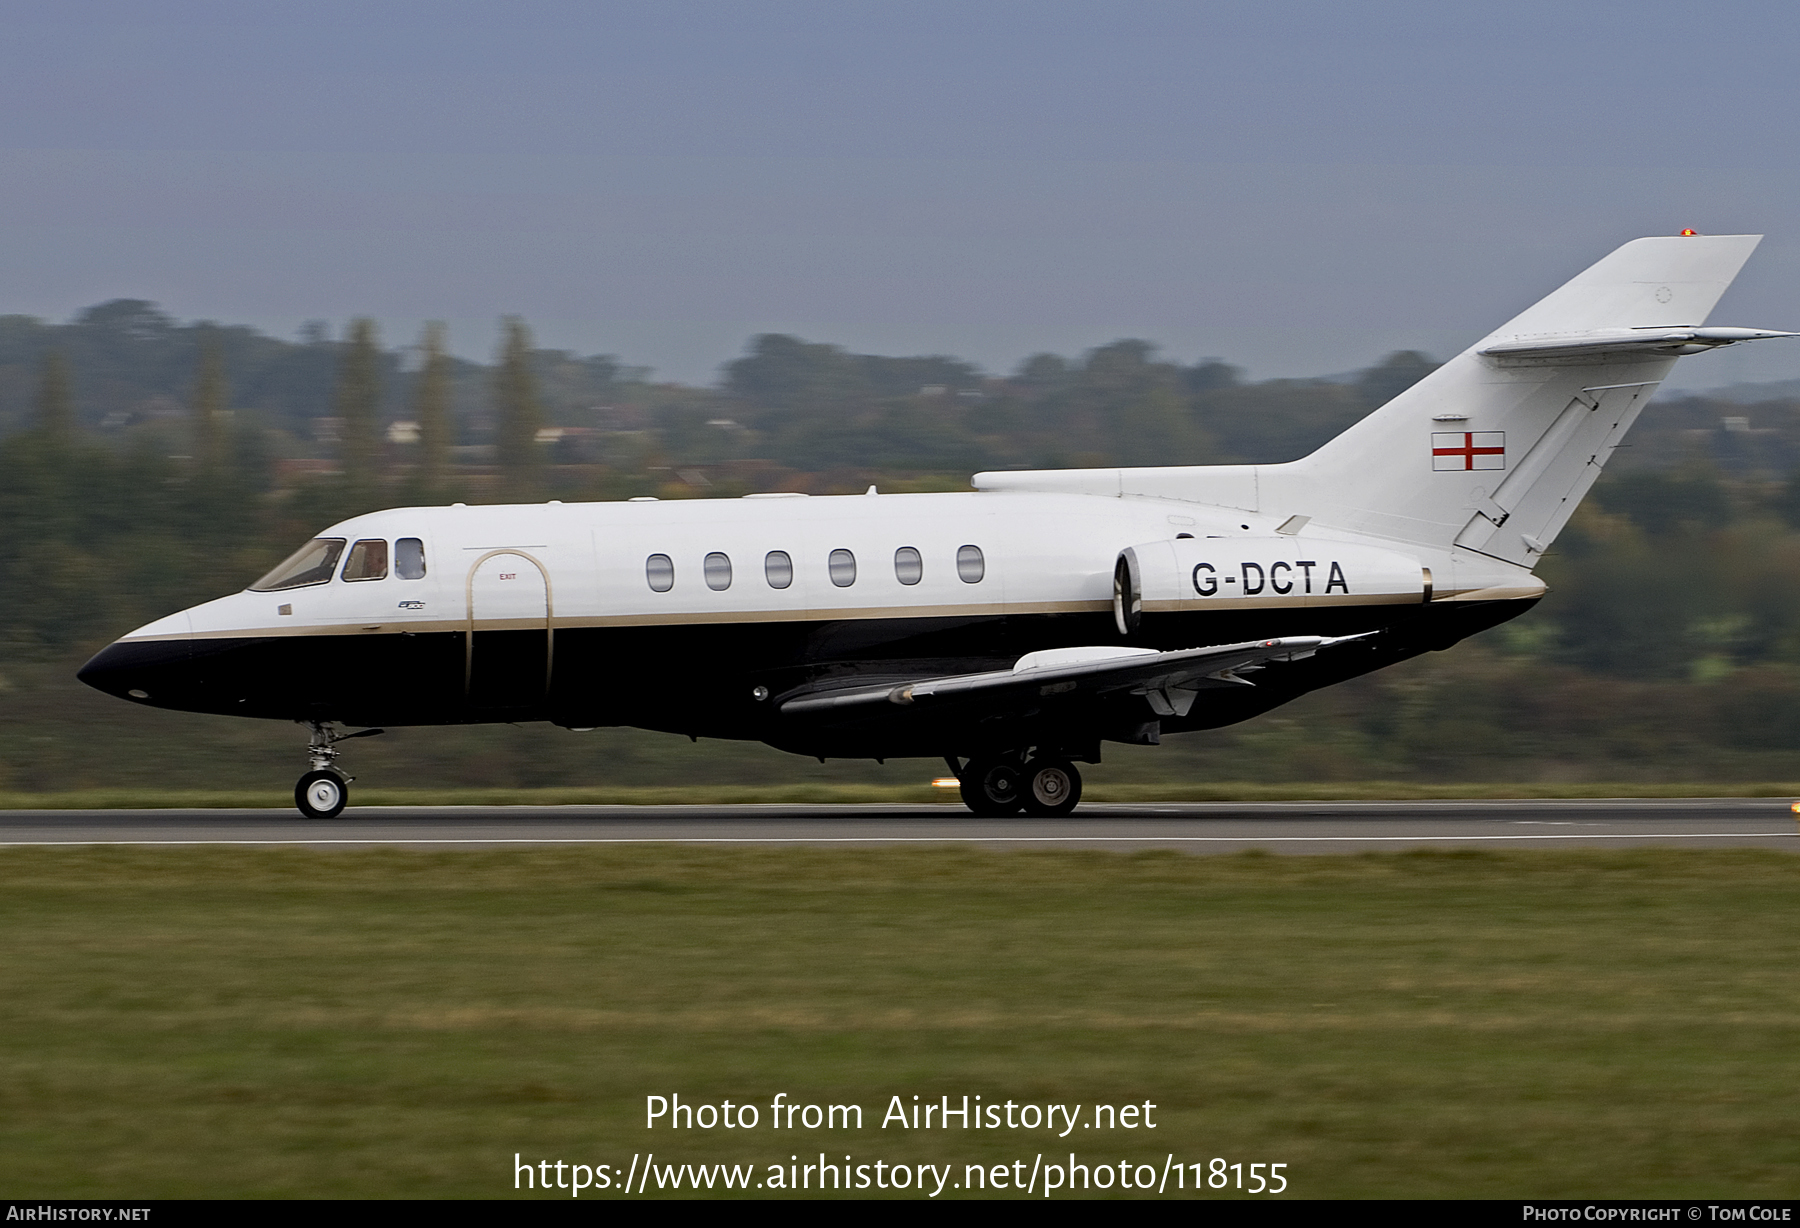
[113,588,1499,644]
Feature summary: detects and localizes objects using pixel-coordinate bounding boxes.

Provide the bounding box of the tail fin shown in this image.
[1270,234,1772,564]
[971,234,1788,569]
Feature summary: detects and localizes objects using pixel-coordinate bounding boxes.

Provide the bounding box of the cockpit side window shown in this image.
[395,538,427,580]
[342,539,390,582]
[249,538,347,591]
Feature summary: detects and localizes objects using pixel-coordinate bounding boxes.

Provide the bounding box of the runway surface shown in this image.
[1,798,1797,853]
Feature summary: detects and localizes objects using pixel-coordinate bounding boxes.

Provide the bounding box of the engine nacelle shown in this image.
[1113,537,1429,633]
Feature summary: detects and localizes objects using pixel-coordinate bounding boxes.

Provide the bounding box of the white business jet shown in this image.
[78,234,1794,818]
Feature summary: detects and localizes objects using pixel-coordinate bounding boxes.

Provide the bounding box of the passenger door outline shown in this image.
[464,548,555,700]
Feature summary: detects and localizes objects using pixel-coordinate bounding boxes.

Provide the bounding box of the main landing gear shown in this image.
[949,751,1083,817]
[294,721,383,819]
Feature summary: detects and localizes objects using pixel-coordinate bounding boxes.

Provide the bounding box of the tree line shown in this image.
[0,299,1445,489]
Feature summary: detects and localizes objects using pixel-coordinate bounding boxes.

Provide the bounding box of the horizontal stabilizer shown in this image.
[1480,325,1797,364]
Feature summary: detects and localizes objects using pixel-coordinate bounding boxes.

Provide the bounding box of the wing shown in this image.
[779,634,1370,721]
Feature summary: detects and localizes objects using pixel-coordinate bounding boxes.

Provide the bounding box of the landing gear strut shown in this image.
[950,751,1083,817]
[294,721,382,820]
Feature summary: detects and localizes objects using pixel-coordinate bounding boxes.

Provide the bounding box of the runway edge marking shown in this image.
[0,832,1794,847]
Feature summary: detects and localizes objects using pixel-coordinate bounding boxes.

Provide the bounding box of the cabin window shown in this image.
[704,551,733,591]
[829,548,857,587]
[646,553,675,592]
[249,538,346,591]
[957,544,985,583]
[894,546,922,585]
[396,537,427,579]
[765,550,793,589]
[342,539,389,582]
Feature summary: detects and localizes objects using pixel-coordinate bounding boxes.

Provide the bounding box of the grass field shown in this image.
[2,846,1798,1199]
[7,780,1800,808]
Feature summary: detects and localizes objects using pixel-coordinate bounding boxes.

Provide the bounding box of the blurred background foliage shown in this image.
[5,301,1800,789]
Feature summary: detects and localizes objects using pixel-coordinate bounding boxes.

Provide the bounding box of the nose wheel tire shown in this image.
[296,770,349,820]
[959,757,1024,816]
[1021,759,1082,816]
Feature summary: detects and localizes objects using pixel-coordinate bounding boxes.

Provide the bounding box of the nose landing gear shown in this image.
[296,769,348,819]
[294,721,383,819]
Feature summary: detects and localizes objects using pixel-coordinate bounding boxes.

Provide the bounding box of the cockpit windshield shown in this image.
[249,538,347,591]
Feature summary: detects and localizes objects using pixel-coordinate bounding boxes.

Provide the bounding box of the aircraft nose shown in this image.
[77,635,194,706]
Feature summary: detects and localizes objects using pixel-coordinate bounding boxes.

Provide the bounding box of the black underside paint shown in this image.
[76,597,1534,760]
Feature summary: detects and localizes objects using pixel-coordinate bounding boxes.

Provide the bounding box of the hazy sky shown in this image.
[5,0,1800,390]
